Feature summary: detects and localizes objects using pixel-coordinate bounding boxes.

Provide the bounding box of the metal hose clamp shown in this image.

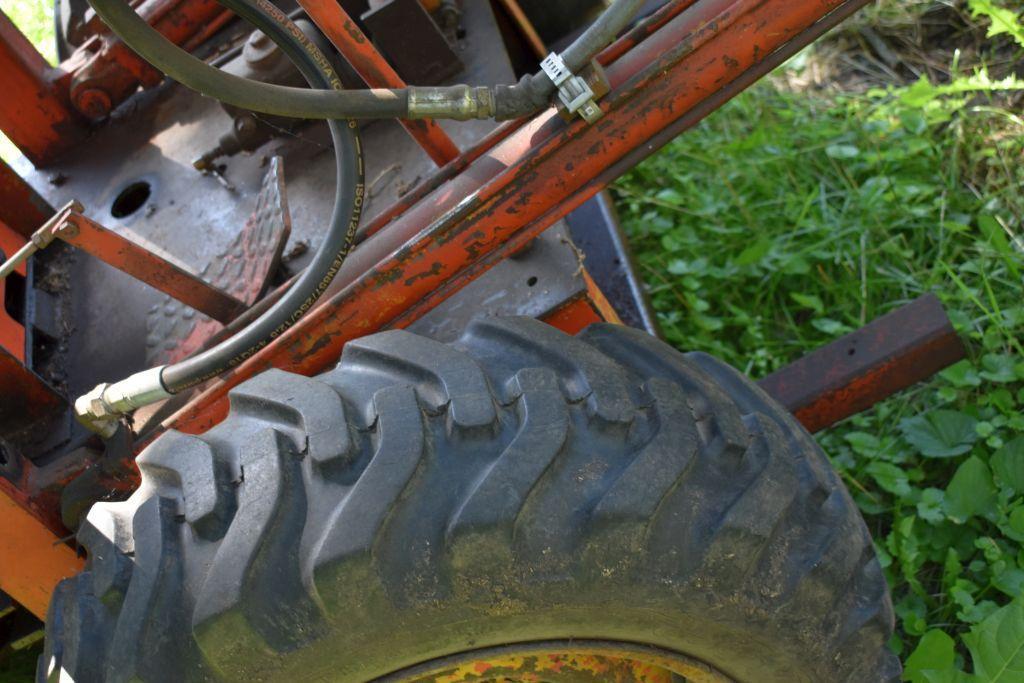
[541,52,604,124]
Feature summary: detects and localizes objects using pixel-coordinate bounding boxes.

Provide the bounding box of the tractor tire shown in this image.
[40,318,900,683]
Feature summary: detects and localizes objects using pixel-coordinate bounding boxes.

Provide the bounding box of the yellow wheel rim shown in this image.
[385,641,736,683]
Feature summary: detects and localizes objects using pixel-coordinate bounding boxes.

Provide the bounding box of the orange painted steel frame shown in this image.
[155,0,874,440]
[0,221,28,360]
[297,0,460,166]
[0,12,86,167]
[58,212,248,323]
[0,0,876,614]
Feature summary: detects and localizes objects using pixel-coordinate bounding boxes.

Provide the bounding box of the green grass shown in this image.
[3,0,1024,679]
[613,9,1024,680]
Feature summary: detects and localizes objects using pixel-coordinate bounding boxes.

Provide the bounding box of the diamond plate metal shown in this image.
[145,157,291,366]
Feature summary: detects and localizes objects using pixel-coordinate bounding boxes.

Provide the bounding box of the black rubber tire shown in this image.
[40,318,900,683]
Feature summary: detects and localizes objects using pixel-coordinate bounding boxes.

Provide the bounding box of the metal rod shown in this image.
[0,200,82,279]
[496,0,548,60]
[150,0,875,439]
[58,212,248,323]
[296,0,461,166]
[0,242,36,280]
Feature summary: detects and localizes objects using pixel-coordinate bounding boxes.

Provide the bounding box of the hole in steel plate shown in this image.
[111,181,152,218]
[527,276,538,287]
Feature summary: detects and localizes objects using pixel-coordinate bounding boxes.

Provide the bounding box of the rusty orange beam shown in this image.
[0,159,54,238]
[58,212,247,323]
[759,294,965,433]
[0,221,27,360]
[355,0,701,242]
[150,0,875,439]
[67,0,229,120]
[543,270,623,336]
[496,0,548,60]
[0,11,86,166]
[297,0,460,166]
[0,480,84,619]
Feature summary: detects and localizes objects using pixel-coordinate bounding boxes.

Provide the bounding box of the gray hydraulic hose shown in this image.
[161,0,363,392]
[75,0,364,435]
[86,0,644,120]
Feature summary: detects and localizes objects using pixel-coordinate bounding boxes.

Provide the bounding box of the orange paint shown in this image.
[0,480,83,619]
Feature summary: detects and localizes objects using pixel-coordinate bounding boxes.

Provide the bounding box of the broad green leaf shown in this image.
[941,360,982,388]
[917,488,946,524]
[734,237,772,266]
[812,318,852,336]
[900,410,979,458]
[845,431,881,456]
[963,596,1024,681]
[655,188,686,206]
[867,461,912,498]
[790,292,824,315]
[944,457,997,523]
[995,568,1024,599]
[904,630,956,683]
[1010,507,1024,536]
[826,143,860,159]
[968,0,1024,46]
[981,354,1019,383]
[992,437,1024,493]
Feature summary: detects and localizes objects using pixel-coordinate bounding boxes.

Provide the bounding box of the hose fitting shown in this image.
[407,85,494,120]
[74,366,172,437]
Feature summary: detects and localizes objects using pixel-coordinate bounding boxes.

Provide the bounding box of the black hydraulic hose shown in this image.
[495,0,647,118]
[86,0,645,120]
[159,0,364,393]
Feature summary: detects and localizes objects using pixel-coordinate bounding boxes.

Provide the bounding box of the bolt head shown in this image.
[74,88,113,121]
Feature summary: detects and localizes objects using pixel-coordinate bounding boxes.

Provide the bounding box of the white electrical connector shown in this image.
[541,52,604,124]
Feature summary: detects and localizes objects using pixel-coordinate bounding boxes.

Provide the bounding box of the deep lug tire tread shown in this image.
[42,319,899,682]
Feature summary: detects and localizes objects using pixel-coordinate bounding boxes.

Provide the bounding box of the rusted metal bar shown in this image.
[297,0,460,166]
[758,294,966,434]
[57,212,247,323]
[0,11,86,167]
[0,221,28,360]
[542,270,624,336]
[355,0,705,242]
[152,0,876,438]
[0,347,64,437]
[599,0,700,64]
[496,0,548,60]
[67,0,228,120]
[180,7,236,52]
[0,160,54,238]
[0,476,84,620]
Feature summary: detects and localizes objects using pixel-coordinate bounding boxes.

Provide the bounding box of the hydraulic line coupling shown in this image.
[75,366,172,437]
[541,52,609,124]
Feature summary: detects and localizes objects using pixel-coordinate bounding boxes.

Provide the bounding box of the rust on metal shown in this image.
[0,221,27,360]
[157,0,876,439]
[0,159,54,238]
[391,642,731,683]
[0,477,84,620]
[0,11,86,166]
[298,0,460,166]
[758,294,966,434]
[542,270,623,336]
[67,0,229,120]
[57,212,248,323]
[495,0,548,60]
[147,157,292,365]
